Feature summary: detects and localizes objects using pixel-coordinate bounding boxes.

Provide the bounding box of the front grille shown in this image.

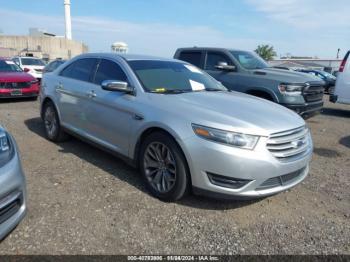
[267,126,310,161]
[0,82,31,89]
[0,193,22,224]
[303,83,324,102]
[257,167,306,190]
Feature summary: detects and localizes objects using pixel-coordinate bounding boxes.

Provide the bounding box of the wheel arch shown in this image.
[132,126,193,188]
[246,88,279,102]
[41,96,61,121]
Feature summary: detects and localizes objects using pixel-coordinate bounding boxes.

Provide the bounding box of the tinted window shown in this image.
[94,59,128,85]
[21,58,45,66]
[44,61,56,72]
[230,50,268,70]
[60,58,97,82]
[128,60,226,93]
[178,52,202,67]
[205,52,232,70]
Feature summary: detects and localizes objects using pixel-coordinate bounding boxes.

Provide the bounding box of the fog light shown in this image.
[207,172,251,189]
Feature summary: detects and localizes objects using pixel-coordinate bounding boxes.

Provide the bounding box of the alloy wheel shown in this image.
[143,142,177,193]
[44,106,57,138]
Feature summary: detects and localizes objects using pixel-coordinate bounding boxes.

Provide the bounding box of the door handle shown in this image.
[55,82,64,92]
[87,90,96,98]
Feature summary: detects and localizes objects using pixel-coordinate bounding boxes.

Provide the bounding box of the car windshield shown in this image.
[21,58,45,66]
[230,50,269,70]
[0,60,23,72]
[128,60,227,93]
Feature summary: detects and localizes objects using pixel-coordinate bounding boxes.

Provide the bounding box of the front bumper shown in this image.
[0,84,40,99]
[0,135,26,240]
[283,101,323,117]
[180,135,312,199]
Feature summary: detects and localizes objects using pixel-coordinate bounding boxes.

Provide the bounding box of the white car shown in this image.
[12,56,46,80]
[330,51,350,104]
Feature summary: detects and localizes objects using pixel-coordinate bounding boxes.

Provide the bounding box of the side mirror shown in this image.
[215,62,236,72]
[101,80,134,94]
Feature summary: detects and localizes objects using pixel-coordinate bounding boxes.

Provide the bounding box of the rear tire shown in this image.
[43,101,69,142]
[139,132,189,201]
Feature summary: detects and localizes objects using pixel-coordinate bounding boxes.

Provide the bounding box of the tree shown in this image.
[255,45,277,61]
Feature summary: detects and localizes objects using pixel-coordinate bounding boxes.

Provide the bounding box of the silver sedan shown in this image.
[0,126,26,239]
[40,54,313,201]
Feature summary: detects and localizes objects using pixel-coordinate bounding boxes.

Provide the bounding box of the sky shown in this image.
[0,0,349,58]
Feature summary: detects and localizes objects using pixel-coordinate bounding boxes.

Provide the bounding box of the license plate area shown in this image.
[11,89,22,96]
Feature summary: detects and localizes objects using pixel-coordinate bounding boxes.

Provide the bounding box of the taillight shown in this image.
[339,51,349,72]
[23,68,30,73]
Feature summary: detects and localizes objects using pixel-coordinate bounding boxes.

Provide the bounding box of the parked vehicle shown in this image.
[330,51,350,104]
[174,48,325,118]
[12,56,45,81]
[295,69,336,93]
[0,125,27,240]
[0,58,40,99]
[40,53,313,201]
[43,59,67,74]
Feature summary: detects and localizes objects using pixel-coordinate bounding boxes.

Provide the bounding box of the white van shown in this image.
[330,51,350,104]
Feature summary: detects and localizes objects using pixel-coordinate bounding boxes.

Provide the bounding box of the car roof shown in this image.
[176,47,248,52]
[77,53,177,62]
[14,56,42,59]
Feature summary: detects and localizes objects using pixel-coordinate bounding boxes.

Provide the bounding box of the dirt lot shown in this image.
[0,96,349,255]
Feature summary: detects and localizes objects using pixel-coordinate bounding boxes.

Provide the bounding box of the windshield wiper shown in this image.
[149,89,191,94]
[205,88,225,92]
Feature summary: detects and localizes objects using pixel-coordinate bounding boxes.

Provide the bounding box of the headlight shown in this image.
[192,124,259,150]
[278,83,305,96]
[0,131,13,168]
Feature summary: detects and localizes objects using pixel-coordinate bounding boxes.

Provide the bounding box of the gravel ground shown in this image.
[0,96,348,255]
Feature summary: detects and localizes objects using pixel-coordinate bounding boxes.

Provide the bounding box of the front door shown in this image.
[83,59,134,156]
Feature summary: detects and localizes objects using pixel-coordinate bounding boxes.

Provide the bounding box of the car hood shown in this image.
[148,91,305,136]
[253,67,325,84]
[0,72,35,82]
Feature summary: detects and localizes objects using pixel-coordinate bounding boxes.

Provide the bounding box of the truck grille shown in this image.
[303,83,324,102]
[0,82,31,89]
[267,126,310,161]
[257,167,306,190]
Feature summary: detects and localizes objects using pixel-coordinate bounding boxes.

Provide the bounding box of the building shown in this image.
[269,59,342,73]
[111,42,128,53]
[0,29,88,62]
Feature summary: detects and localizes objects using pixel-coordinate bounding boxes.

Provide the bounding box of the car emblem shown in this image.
[291,139,305,148]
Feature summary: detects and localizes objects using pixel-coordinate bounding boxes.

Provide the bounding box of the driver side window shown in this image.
[93,59,128,85]
[205,52,232,71]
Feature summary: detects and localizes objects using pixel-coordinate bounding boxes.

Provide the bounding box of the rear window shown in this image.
[178,52,202,67]
[21,58,45,66]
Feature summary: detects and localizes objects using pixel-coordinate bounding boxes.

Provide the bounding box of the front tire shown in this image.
[43,101,69,142]
[139,132,189,201]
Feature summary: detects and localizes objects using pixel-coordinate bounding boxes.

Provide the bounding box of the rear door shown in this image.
[55,58,98,131]
[176,51,204,69]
